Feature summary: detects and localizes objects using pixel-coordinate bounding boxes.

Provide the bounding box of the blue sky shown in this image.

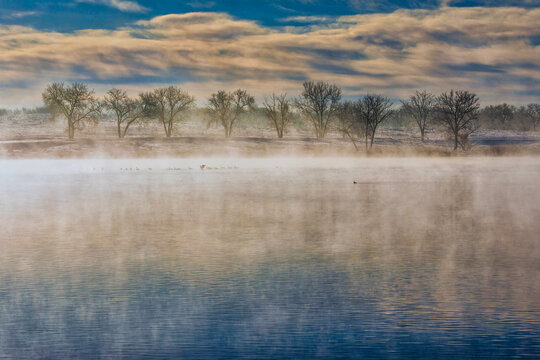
[1,1,440,31]
[2,0,538,31]
[0,0,539,106]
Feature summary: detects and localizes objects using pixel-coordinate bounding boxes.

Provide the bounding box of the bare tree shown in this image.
[141,86,194,137]
[401,90,434,142]
[103,88,149,138]
[435,90,480,151]
[207,89,255,138]
[294,81,341,138]
[483,103,515,128]
[526,103,540,131]
[42,82,101,139]
[337,101,364,151]
[358,94,393,151]
[263,93,292,138]
[337,96,392,151]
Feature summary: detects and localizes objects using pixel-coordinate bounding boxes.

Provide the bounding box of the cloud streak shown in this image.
[0,11,40,19]
[76,0,149,13]
[0,7,539,106]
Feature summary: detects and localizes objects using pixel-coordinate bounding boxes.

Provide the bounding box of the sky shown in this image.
[0,0,539,107]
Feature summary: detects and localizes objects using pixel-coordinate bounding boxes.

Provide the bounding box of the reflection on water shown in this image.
[1,157,539,359]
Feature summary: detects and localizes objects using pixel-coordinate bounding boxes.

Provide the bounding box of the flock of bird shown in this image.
[116,164,239,172]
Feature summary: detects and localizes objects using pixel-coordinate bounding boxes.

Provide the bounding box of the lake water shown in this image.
[1,157,539,359]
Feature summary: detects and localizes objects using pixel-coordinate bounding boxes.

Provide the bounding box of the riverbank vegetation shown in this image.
[0,81,539,153]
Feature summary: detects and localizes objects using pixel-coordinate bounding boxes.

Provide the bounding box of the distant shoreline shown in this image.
[2,132,539,159]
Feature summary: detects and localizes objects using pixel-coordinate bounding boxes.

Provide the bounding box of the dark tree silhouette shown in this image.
[263,93,292,138]
[401,90,434,142]
[207,89,254,138]
[295,81,341,138]
[103,88,148,138]
[435,90,480,151]
[358,94,393,151]
[526,103,540,131]
[337,101,363,151]
[483,103,515,128]
[141,86,194,137]
[337,95,392,151]
[42,82,101,139]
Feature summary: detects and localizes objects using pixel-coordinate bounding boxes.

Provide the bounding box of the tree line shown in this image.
[39,81,540,151]
[479,103,540,131]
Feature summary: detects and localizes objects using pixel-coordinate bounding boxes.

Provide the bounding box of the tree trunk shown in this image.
[349,136,359,151]
[121,124,130,139]
[314,121,324,138]
[454,133,459,151]
[225,124,232,138]
[365,134,369,152]
[68,121,75,139]
[117,122,122,138]
[162,120,169,138]
[420,128,425,143]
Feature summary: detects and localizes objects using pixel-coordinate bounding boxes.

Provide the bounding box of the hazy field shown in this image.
[1,114,539,158]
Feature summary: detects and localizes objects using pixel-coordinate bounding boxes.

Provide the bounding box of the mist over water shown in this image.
[1,157,539,359]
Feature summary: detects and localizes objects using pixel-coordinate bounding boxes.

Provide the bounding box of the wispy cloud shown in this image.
[347,0,440,12]
[75,0,149,13]
[279,16,336,23]
[0,10,40,19]
[446,0,540,7]
[187,1,216,9]
[0,7,539,106]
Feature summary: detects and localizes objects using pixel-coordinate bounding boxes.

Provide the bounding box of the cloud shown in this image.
[0,7,539,107]
[0,11,40,19]
[447,0,540,7]
[75,0,149,13]
[347,0,440,12]
[135,13,268,40]
[279,16,336,23]
[187,1,216,9]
